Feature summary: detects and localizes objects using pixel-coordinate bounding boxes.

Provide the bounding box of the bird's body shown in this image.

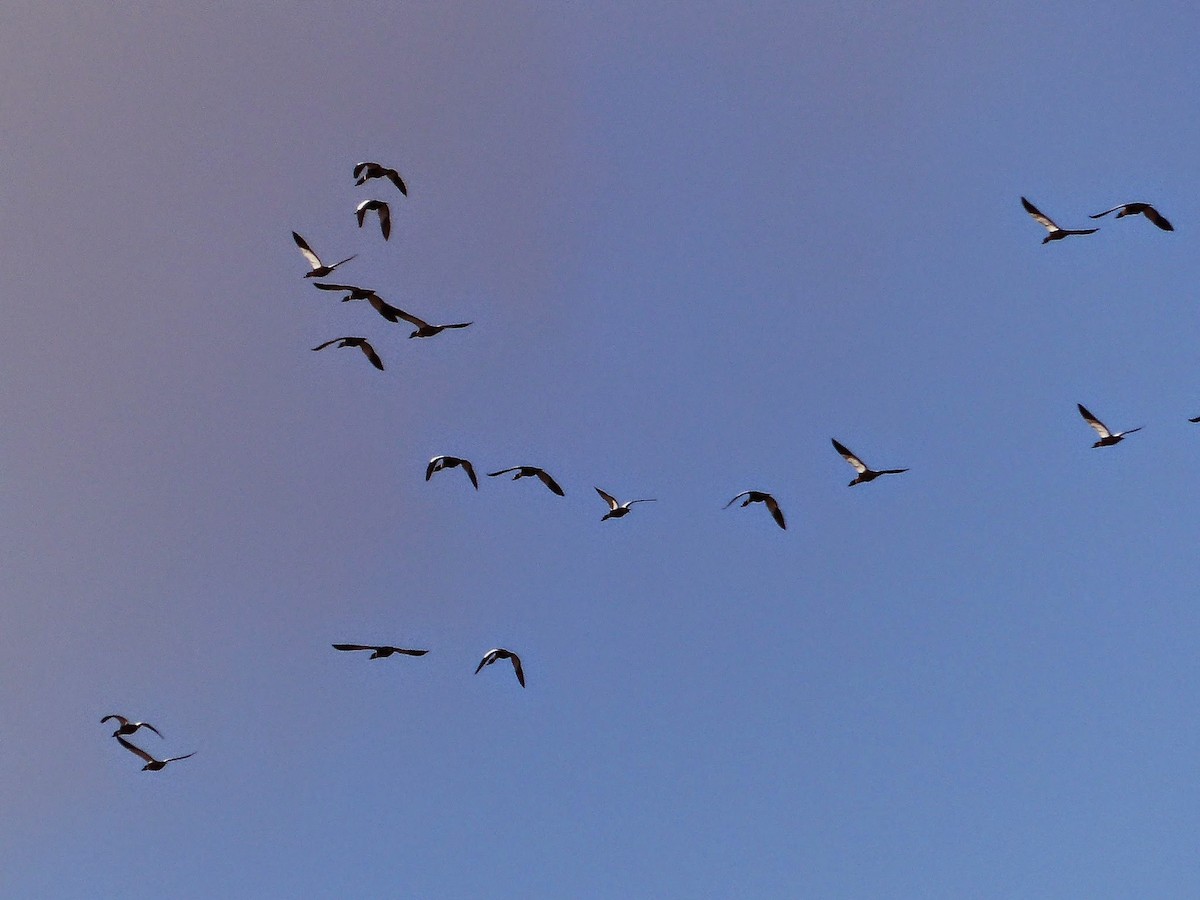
[475,648,525,687]
[831,439,908,486]
[595,487,656,520]
[353,161,408,195]
[1090,202,1173,231]
[101,715,163,739]
[311,336,384,370]
[293,231,356,277]
[115,735,195,772]
[332,643,428,659]
[1021,197,1099,243]
[392,307,472,339]
[427,455,479,489]
[355,199,391,240]
[1077,403,1142,447]
[487,466,565,496]
[724,491,786,530]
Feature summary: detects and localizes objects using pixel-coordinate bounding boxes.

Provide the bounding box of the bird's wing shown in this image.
[1143,207,1173,231]
[595,487,620,509]
[764,495,787,529]
[441,322,473,330]
[510,654,526,687]
[535,469,565,496]
[355,203,367,228]
[878,468,909,475]
[475,651,496,674]
[426,457,446,481]
[332,644,374,651]
[1089,205,1126,219]
[388,170,408,195]
[393,648,429,656]
[377,203,391,240]
[1077,404,1111,438]
[1118,427,1143,436]
[357,340,384,370]
[115,735,156,764]
[141,722,164,738]
[163,752,196,764]
[461,459,479,489]
[353,162,374,180]
[831,439,868,474]
[311,338,346,352]
[312,282,360,293]
[101,715,128,726]
[292,231,322,269]
[1021,197,1060,231]
[487,467,520,477]
[628,499,657,506]
[724,491,752,508]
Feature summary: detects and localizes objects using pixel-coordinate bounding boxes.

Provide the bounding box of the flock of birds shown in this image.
[102,175,1189,771]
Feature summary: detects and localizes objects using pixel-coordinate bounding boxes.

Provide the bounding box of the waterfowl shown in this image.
[595,487,656,520]
[311,336,384,370]
[1089,202,1173,231]
[1021,197,1099,243]
[114,735,195,772]
[723,491,786,530]
[332,643,428,658]
[831,439,908,486]
[1077,403,1142,447]
[101,715,163,739]
[426,455,478,489]
[312,282,381,303]
[355,199,391,240]
[391,308,472,339]
[353,161,408,195]
[487,466,565,496]
[475,648,525,687]
[293,231,356,277]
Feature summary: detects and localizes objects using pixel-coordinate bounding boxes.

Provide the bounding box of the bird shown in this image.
[475,648,525,687]
[595,487,656,520]
[723,491,786,530]
[1077,403,1142,447]
[353,161,408,195]
[311,282,382,303]
[355,199,391,240]
[1189,415,1200,424]
[114,735,195,772]
[1089,202,1173,231]
[486,466,565,496]
[1021,197,1099,243]
[101,715,163,739]
[831,439,909,486]
[332,643,428,658]
[387,307,472,339]
[293,231,356,277]
[426,455,478,489]
[311,336,384,370]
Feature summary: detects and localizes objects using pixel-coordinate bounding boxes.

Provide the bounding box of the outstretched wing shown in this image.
[387,169,408,195]
[386,647,429,656]
[764,495,787,530]
[355,340,384,370]
[115,735,156,764]
[101,714,129,727]
[292,231,322,269]
[724,491,752,509]
[487,467,521,477]
[460,459,479,489]
[1077,403,1111,438]
[332,644,374,652]
[312,282,363,295]
[595,487,619,510]
[163,752,196,764]
[426,457,447,481]
[1021,197,1059,232]
[831,439,868,474]
[1089,205,1126,219]
[368,295,423,327]
[1143,206,1174,231]
[311,338,348,352]
[475,650,497,674]
[510,654,526,688]
[534,469,565,496]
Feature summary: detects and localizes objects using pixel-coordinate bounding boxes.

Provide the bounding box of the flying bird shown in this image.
[426,455,478,489]
[101,715,163,739]
[1189,415,1200,424]
[724,491,787,530]
[487,466,565,496]
[831,439,909,486]
[1021,197,1099,243]
[388,307,472,339]
[1089,202,1173,231]
[293,231,356,277]
[353,161,408,195]
[1077,403,1142,447]
[311,336,384,370]
[595,487,656,520]
[475,648,525,687]
[332,643,428,658]
[114,735,195,772]
[355,199,391,240]
[312,282,381,303]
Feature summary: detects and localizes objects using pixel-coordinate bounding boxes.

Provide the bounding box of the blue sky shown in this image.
[4,3,1200,896]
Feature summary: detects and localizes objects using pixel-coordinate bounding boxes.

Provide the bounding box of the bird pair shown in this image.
[427,456,565,496]
[1022,197,1173,243]
[334,643,525,687]
[102,715,195,772]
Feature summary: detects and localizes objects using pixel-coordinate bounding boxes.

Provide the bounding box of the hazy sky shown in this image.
[4,3,1200,897]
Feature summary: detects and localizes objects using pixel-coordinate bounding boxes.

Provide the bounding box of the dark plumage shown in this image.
[311,336,384,370]
[475,648,525,687]
[831,439,908,486]
[101,715,163,739]
[312,282,381,303]
[1090,202,1173,231]
[114,735,195,772]
[332,643,428,658]
[1021,197,1099,243]
[486,466,565,496]
[355,199,391,240]
[353,161,408,195]
[1077,403,1142,448]
[426,455,478,489]
[293,231,356,277]
[724,491,786,530]
[595,487,656,520]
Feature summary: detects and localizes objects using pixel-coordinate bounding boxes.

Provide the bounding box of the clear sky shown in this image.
[4,3,1200,897]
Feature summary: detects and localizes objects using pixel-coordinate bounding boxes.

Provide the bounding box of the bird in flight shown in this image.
[353,161,408,195]
[101,715,163,739]
[311,336,384,371]
[1077,403,1142,447]
[724,491,787,530]
[427,455,479,489]
[1189,415,1200,424]
[595,487,656,520]
[475,648,525,687]
[114,735,195,772]
[831,439,909,486]
[332,643,428,658]
[293,231,356,277]
[487,466,565,496]
[388,308,472,339]
[1089,202,1173,231]
[1021,197,1099,243]
[311,282,382,303]
[355,199,391,240]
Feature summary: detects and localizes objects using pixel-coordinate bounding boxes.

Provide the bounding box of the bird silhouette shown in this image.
[114,735,195,772]
[355,199,391,240]
[426,455,478,489]
[311,336,384,370]
[1077,403,1142,448]
[312,282,381,303]
[353,161,408,195]
[487,466,565,496]
[595,487,656,520]
[332,643,428,658]
[475,648,525,687]
[1021,197,1098,243]
[831,439,908,486]
[293,231,356,277]
[1089,202,1173,231]
[724,491,786,530]
[101,715,163,739]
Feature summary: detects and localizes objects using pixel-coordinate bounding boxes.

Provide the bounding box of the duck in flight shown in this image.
[487,466,565,496]
[353,161,408,195]
[114,735,195,772]
[724,491,786,530]
[101,715,163,739]
[831,439,909,486]
[595,487,656,520]
[1090,202,1173,231]
[475,648,525,687]
[1077,403,1142,447]
[332,643,428,659]
[389,307,472,339]
[312,282,381,303]
[355,199,391,240]
[427,455,478,489]
[311,336,384,370]
[1021,197,1099,243]
[293,231,356,277]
